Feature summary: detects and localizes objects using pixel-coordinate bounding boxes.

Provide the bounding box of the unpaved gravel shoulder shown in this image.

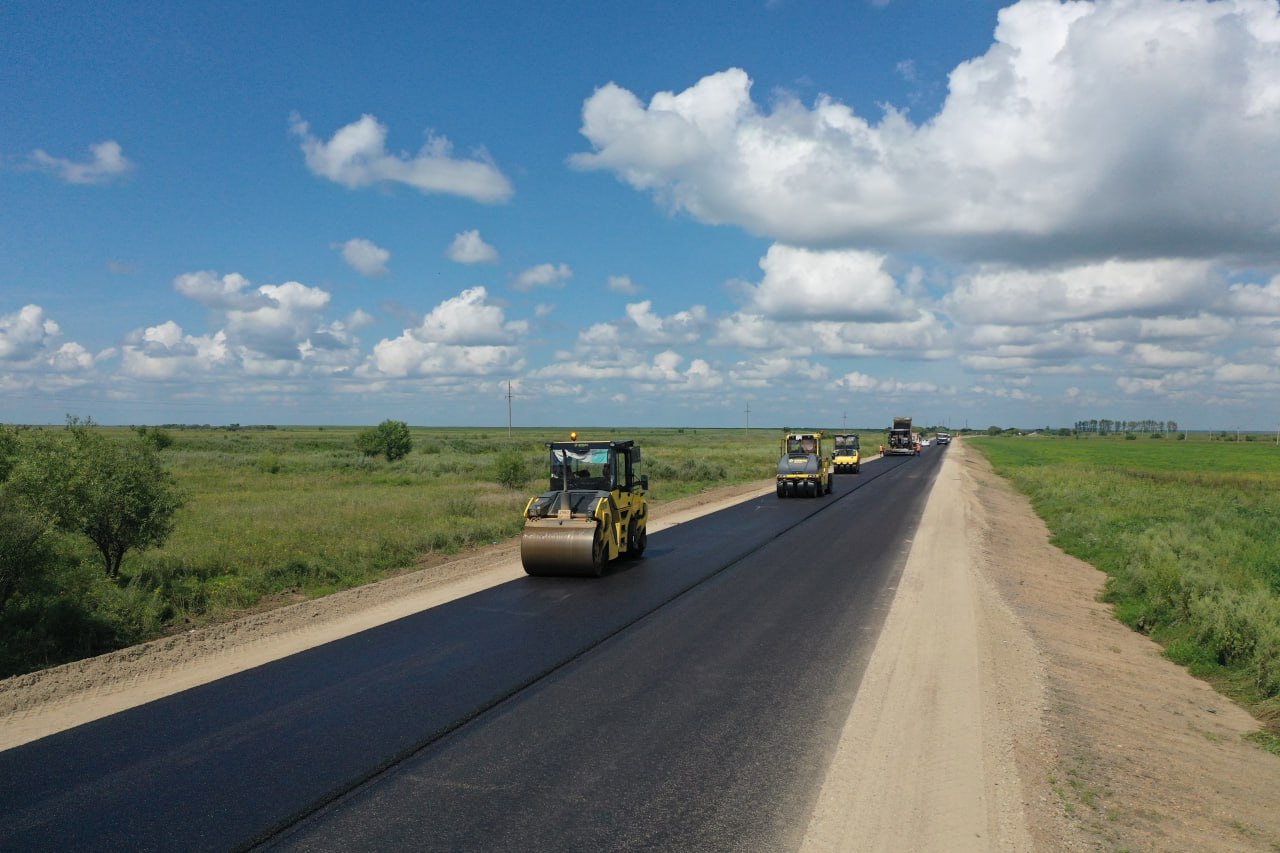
[803,439,1050,851]
[0,480,775,750]
[804,441,1278,851]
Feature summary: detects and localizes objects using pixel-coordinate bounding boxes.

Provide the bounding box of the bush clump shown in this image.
[355,420,413,462]
[494,448,528,490]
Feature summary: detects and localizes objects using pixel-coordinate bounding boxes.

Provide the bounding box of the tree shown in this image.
[986,425,1003,436]
[355,420,413,462]
[11,421,186,578]
[0,426,20,483]
[0,487,54,610]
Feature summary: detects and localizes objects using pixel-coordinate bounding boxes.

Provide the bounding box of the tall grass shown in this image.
[972,435,1280,725]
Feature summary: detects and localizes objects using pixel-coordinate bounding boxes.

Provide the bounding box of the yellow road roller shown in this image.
[520,435,649,576]
[776,431,832,498]
[832,433,861,473]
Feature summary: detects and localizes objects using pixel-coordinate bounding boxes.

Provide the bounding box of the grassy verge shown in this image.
[969,435,1280,735]
[1,425,874,677]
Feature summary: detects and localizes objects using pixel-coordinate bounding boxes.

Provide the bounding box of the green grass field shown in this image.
[969,434,1280,734]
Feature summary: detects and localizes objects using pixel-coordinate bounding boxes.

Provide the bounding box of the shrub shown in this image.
[494,448,528,489]
[134,426,174,450]
[355,420,413,462]
[1192,590,1258,665]
[1256,624,1280,698]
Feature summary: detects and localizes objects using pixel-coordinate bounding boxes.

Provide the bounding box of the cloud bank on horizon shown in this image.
[3,0,1280,429]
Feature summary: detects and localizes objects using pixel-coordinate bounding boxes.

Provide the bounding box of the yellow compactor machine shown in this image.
[832,433,861,473]
[776,432,832,498]
[520,435,649,576]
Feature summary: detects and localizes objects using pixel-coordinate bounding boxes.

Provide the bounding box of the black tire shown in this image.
[625,519,647,559]
[589,526,606,576]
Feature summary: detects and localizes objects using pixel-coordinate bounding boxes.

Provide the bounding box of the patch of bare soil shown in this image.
[0,480,775,750]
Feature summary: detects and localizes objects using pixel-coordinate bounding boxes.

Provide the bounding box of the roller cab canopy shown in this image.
[545,440,644,494]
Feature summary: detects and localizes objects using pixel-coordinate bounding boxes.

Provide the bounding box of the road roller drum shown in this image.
[521,519,604,576]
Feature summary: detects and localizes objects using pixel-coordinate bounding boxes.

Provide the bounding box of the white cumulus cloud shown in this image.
[30,140,134,185]
[411,286,527,346]
[174,271,275,310]
[446,230,499,264]
[514,262,573,291]
[368,337,523,379]
[225,281,332,360]
[122,322,230,380]
[364,287,526,378]
[291,113,513,203]
[607,275,643,294]
[743,244,918,321]
[0,305,60,362]
[944,259,1218,326]
[337,238,390,277]
[572,1,1280,263]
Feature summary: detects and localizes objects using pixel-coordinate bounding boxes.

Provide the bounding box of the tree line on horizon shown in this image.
[1072,419,1179,435]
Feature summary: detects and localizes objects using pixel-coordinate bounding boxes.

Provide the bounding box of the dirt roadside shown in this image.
[3,445,1279,850]
[803,442,1280,851]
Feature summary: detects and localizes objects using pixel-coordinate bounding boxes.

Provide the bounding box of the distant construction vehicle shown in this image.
[776,432,832,497]
[887,417,916,456]
[520,434,648,577]
[831,434,861,473]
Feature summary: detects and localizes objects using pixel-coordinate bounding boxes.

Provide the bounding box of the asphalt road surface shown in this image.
[0,449,944,852]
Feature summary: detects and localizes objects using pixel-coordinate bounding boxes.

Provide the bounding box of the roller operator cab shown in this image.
[832,433,861,473]
[776,432,833,498]
[520,435,649,577]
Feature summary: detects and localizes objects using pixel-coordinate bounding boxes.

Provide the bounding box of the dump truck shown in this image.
[776,432,832,497]
[520,435,648,577]
[832,433,861,473]
[887,417,916,456]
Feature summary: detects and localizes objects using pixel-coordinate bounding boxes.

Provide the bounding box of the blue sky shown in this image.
[3,0,1280,431]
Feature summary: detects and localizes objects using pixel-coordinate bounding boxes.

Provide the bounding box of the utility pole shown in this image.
[506,381,513,438]
[842,411,847,430]
[744,402,751,434]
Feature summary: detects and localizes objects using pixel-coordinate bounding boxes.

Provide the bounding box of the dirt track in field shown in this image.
[2,442,1279,849]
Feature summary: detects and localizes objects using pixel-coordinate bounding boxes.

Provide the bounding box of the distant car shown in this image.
[936,432,952,445]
